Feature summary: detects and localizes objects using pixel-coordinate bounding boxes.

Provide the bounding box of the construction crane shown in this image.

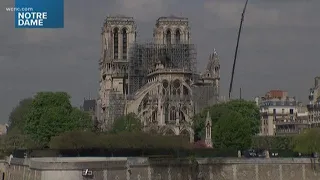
[228,0,249,99]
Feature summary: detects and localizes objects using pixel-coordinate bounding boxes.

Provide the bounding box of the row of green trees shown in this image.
[1,92,319,156]
[1,92,94,154]
[50,131,190,149]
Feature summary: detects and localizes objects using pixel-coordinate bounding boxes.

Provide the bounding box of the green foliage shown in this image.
[252,136,294,150]
[193,100,260,140]
[5,97,37,154]
[8,98,33,133]
[111,113,142,133]
[1,128,38,154]
[68,108,93,130]
[213,111,252,150]
[294,128,320,154]
[193,100,260,149]
[49,130,101,149]
[49,131,191,150]
[24,92,93,146]
[223,100,261,135]
[193,105,228,139]
[104,132,191,149]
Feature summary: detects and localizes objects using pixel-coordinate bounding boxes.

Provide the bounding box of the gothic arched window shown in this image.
[170,106,176,120]
[122,28,127,60]
[166,29,171,45]
[175,29,180,44]
[113,27,119,59]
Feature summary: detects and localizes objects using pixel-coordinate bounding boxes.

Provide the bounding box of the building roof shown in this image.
[157,16,188,21]
[82,99,96,112]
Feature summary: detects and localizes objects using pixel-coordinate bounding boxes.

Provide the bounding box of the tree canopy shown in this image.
[213,111,252,149]
[111,113,142,133]
[24,92,93,146]
[1,132,37,152]
[294,128,320,154]
[193,99,260,149]
[7,98,33,133]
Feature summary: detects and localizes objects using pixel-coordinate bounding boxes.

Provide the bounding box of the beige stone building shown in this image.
[307,76,320,127]
[256,90,309,136]
[0,124,8,135]
[96,16,220,141]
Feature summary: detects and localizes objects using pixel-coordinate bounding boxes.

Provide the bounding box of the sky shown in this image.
[1,0,320,123]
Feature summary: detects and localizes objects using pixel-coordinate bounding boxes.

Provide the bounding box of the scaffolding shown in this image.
[101,41,199,129]
[106,90,125,129]
[128,42,197,95]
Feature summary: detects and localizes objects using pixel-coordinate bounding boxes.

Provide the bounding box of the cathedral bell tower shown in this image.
[153,16,191,44]
[100,16,136,95]
[97,16,137,130]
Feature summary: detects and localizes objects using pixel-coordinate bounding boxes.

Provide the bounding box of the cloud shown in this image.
[117,0,166,22]
[203,0,318,28]
[204,0,277,27]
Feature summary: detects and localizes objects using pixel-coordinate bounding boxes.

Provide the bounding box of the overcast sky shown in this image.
[1,0,319,123]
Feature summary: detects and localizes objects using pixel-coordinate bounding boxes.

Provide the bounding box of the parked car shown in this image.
[243,149,266,158]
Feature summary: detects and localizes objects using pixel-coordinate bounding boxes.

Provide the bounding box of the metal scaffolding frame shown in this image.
[105,90,125,129]
[128,42,197,95]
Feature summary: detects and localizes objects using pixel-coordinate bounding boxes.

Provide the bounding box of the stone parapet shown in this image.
[197,157,317,164]
[2,157,320,180]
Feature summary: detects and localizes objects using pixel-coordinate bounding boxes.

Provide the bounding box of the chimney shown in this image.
[315,76,320,87]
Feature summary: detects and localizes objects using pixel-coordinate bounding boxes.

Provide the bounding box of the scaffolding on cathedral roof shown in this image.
[127,41,197,95]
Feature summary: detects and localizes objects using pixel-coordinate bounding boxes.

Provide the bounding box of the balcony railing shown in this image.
[261,112,295,116]
[275,129,301,135]
[275,120,310,126]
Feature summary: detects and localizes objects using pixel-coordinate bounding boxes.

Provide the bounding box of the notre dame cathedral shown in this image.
[94,15,220,142]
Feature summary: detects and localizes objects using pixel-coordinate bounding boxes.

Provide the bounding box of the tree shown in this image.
[111,113,142,133]
[213,111,252,150]
[193,105,229,140]
[49,130,102,149]
[24,92,93,146]
[49,131,191,150]
[7,98,33,133]
[2,132,38,152]
[294,128,320,154]
[223,100,260,135]
[193,100,260,141]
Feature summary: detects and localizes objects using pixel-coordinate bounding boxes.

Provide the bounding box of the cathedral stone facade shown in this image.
[96,16,220,142]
